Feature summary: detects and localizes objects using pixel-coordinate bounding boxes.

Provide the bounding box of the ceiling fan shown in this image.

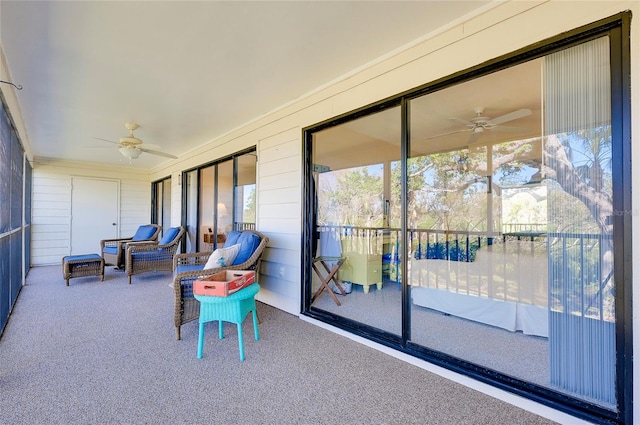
[94,122,177,160]
[428,107,532,145]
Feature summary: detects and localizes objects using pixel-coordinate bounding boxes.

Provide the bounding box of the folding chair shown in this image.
[311,228,347,306]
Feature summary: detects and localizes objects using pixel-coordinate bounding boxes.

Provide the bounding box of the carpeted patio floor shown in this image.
[0,265,558,424]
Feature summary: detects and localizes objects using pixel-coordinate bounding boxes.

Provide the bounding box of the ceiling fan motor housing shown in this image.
[119,136,143,146]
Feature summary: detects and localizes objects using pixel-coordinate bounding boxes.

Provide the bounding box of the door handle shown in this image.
[112,223,117,226]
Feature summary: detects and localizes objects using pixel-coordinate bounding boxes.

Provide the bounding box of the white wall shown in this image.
[31,159,151,265]
[146,1,639,422]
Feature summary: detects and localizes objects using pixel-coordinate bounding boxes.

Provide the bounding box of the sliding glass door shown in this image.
[199,160,232,251]
[303,16,630,423]
[182,149,257,254]
[309,106,403,337]
[407,36,614,407]
[152,176,172,237]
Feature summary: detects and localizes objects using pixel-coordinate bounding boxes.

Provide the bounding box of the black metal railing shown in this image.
[317,224,613,319]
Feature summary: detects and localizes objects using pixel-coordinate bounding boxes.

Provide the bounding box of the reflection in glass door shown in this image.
[215,159,233,243]
[407,37,615,408]
[199,159,245,249]
[310,106,402,336]
[235,153,257,230]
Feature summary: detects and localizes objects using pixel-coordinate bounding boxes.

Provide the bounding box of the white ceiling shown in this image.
[315,57,543,171]
[0,1,491,168]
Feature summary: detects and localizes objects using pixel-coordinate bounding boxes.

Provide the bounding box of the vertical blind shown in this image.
[545,36,615,406]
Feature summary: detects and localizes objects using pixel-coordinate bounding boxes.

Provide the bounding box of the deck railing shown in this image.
[317,224,613,317]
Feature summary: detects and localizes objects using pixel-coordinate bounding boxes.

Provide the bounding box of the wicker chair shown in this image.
[172,229,269,340]
[125,226,185,284]
[101,224,162,268]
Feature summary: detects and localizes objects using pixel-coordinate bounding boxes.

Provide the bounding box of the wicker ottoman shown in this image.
[62,254,105,286]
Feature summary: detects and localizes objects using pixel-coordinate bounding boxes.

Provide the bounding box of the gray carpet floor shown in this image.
[0,265,558,424]
[312,282,550,388]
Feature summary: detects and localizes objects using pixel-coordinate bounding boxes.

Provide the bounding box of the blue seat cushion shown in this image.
[64,254,101,262]
[132,225,157,241]
[223,230,241,248]
[103,246,118,255]
[233,232,261,265]
[159,227,180,245]
[175,264,204,274]
[131,251,174,262]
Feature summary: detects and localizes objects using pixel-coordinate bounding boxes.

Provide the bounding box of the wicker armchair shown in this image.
[172,229,269,340]
[101,224,161,268]
[125,226,185,284]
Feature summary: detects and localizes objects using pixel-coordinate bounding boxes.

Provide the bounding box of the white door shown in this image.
[71,178,119,255]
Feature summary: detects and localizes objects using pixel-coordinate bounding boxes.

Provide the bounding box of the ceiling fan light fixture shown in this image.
[119,146,142,159]
[93,122,176,160]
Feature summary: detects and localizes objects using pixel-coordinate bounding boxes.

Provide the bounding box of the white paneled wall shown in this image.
[31,159,151,265]
[255,127,302,314]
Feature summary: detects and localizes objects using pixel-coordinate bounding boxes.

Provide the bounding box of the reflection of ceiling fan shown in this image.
[428,107,532,145]
[94,122,177,160]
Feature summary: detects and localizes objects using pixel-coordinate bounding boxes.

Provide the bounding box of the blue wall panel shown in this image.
[0,108,10,233]
[0,102,28,337]
[10,131,23,230]
[0,238,9,335]
[10,232,22,308]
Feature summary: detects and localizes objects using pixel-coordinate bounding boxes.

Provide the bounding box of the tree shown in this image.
[318,166,383,227]
[543,128,614,317]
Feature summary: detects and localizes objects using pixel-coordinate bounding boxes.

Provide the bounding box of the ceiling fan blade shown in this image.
[486,108,531,126]
[426,128,470,139]
[449,117,475,127]
[489,125,528,133]
[139,147,177,159]
[138,143,162,151]
[467,131,482,146]
[93,137,119,145]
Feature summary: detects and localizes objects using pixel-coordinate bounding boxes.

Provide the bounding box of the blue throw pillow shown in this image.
[224,230,241,248]
[132,225,157,241]
[159,227,180,245]
[233,232,260,265]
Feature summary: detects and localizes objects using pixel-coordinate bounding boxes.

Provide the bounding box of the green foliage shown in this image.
[243,186,256,222]
[318,166,384,227]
